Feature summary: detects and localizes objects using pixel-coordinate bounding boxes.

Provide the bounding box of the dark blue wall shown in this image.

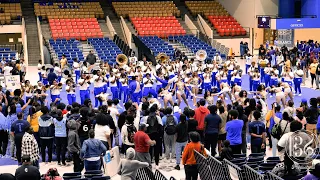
[278,0,295,18]
[301,0,319,17]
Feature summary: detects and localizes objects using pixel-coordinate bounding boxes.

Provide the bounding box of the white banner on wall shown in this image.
[277,29,295,47]
[5,75,21,91]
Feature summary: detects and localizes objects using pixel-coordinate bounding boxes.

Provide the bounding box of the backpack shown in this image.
[271,117,288,140]
[165,115,176,135]
[126,124,137,143]
[146,114,159,134]
[43,168,62,180]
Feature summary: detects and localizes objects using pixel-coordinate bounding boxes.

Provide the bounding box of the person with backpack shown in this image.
[269,102,283,157]
[121,115,137,153]
[38,106,54,164]
[162,107,178,161]
[174,114,188,170]
[141,104,162,168]
[67,119,83,172]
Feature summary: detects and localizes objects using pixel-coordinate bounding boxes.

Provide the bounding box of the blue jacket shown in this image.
[7,114,18,131]
[80,138,107,159]
[0,112,7,131]
[129,80,140,94]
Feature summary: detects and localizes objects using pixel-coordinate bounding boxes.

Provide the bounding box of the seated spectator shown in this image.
[80,129,107,171]
[271,152,301,178]
[220,140,233,160]
[15,155,41,180]
[117,148,149,180]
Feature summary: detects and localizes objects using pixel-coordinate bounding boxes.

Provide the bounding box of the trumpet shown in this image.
[57,83,63,89]
[86,75,90,80]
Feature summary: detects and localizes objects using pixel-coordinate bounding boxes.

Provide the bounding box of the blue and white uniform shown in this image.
[50,85,61,104]
[79,78,90,105]
[66,85,76,105]
[119,77,129,103]
[259,58,269,82]
[93,75,106,107]
[245,56,252,74]
[203,72,212,92]
[293,69,303,96]
[264,66,272,87]
[109,75,118,100]
[143,76,157,98]
[73,62,80,83]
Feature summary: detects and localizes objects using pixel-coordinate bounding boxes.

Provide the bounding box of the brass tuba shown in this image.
[116,54,128,67]
[196,50,207,61]
[156,52,169,64]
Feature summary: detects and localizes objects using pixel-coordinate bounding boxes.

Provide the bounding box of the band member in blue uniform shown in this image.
[119,73,129,103]
[93,70,107,107]
[294,64,303,96]
[78,74,91,105]
[66,79,76,105]
[50,80,61,104]
[142,73,157,98]
[109,72,119,100]
[129,76,141,103]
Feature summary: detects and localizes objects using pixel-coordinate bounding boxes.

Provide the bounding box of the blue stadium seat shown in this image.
[87,38,123,63]
[139,36,174,58]
[49,39,84,64]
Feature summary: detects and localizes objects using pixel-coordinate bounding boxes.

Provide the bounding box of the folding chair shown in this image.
[193,150,213,180]
[223,159,244,180]
[154,170,168,180]
[243,164,264,180]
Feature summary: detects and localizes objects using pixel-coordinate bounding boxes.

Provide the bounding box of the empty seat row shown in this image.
[207,15,247,36]
[139,36,174,58]
[49,39,84,63]
[34,2,104,20]
[186,1,228,16]
[49,18,103,40]
[88,38,123,63]
[112,1,180,18]
[132,16,186,37]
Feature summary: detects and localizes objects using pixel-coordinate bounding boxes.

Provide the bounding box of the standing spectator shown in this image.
[269,103,283,156]
[118,102,132,132]
[38,106,54,164]
[15,155,41,180]
[7,105,18,159]
[86,51,97,65]
[21,127,39,167]
[237,105,248,154]
[53,110,67,166]
[194,99,210,141]
[11,112,30,165]
[27,106,42,148]
[162,107,178,161]
[0,106,8,156]
[117,148,149,180]
[204,105,221,156]
[218,105,227,154]
[182,132,207,180]
[225,110,243,154]
[258,44,266,57]
[305,98,319,135]
[310,59,318,89]
[67,119,83,172]
[121,115,136,152]
[107,99,120,146]
[78,107,92,146]
[187,110,198,133]
[81,129,107,171]
[142,104,162,168]
[94,110,112,150]
[174,114,188,170]
[134,123,156,167]
[248,111,266,153]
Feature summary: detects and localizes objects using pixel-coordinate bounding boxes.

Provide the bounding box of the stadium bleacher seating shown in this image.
[207,15,247,36]
[131,16,186,37]
[34,2,104,20]
[0,3,21,24]
[0,48,17,61]
[185,1,247,37]
[112,1,180,18]
[49,18,103,40]
[87,38,123,64]
[49,38,84,65]
[139,36,174,58]
[168,35,226,60]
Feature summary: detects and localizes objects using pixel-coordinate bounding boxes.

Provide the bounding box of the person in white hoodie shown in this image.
[117,148,149,180]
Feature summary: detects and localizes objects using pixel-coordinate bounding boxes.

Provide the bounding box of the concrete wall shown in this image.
[217,0,278,28]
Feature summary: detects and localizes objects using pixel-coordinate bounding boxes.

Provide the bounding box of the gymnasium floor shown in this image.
[0,59,317,179]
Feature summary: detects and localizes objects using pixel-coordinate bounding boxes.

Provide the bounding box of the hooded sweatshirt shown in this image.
[117,148,149,180]
[67,120,81,154]
[53,116,67,137]
[194,106,210,130]
[38,114,54,139]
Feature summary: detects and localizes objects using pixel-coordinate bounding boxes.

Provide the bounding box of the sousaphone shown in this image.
[196,50,207,61]
[116,54,128,67]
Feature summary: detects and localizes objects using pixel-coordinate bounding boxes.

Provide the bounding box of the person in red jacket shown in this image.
[194,99,210,142]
